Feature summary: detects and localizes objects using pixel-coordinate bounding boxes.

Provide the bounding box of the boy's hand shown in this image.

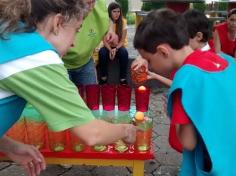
[131,56,148,71]
[147,70,157,80]
[5,140,46,176]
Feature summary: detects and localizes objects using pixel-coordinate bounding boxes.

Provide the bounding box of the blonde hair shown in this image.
[0,0,87,38]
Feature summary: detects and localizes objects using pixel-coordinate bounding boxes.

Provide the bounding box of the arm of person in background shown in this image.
[0,135,46,176]
[105,19,117,44]
[212,30,221,54]
[115,23,127,50]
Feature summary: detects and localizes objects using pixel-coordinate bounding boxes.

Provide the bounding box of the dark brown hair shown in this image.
[0,0,86,38]
[134,8,189,53]
[228,8,236,18]
[108,2,123,41]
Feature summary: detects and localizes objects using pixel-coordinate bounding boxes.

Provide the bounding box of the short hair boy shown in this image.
[134,8,236,175]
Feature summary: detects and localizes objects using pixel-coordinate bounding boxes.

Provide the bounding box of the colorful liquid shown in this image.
[131,66,147,85]
[135,128,152,152]
[25,121,46,149]
[93,145,107,152]
[70,133,86,152]
[48,131,66,152]
[6,120,26,143]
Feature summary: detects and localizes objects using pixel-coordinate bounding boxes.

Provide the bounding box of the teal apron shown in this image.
[168,53,236,176]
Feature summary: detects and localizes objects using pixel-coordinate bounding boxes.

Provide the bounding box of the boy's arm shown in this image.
[131,56,172,87]
[176,124,197,151]
[148,71,172,87]
[171,91,197,151]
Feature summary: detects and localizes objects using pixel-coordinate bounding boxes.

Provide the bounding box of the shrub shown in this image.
[126,12,135,25]
[141,2,166,11]
[193,2,206,13]
[115,0,129,17]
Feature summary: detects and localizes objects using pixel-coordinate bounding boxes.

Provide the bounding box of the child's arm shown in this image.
[171,91,197,151]
[131,56,172,86]
[116,19,127,49]
[148,71,172,87]
[116,28,127,49]
[176,124,197,151]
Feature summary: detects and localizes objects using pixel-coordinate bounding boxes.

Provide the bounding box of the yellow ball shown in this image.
[135,111,144,121]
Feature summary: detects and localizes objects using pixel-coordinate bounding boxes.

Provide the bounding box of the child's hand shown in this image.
[147,70,158,80]
[5,140,46,176]
[131,56,148,71]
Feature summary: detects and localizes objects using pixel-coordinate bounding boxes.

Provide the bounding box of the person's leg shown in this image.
[116,47,129,84]
[98,47,110,84]
[67,58,97,86]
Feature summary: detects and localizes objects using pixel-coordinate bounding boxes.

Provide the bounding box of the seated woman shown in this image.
[99,2,129,85]
[213,8,236,58]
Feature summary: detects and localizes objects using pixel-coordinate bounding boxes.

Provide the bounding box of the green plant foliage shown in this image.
[218,2,228,11]
[115,0,129,17]
[193,2,206,12]
[126,12,135,25]
[141,2,166,11]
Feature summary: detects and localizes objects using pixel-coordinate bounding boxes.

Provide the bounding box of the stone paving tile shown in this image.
[93,166,130,176]
[0,162,11,170]
[62,165,96,176]
[40,165,69,176]
[153,165,180,176]
[0,164,25,176]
